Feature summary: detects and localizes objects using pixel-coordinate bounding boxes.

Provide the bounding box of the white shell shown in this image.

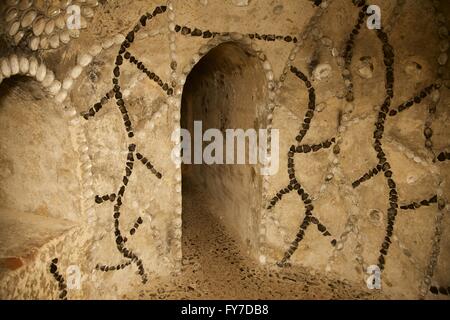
[60,0,72,8]
[77,53,92,67]
[40,36,49,49]
[44,19,55,35]
[62,77,73,90]
[9,54,20,75]
[313,63,332,81]
[55,14,66,29]
[49,33,60,48]
[431,90,440,103]
[9,20,21,37]
[48,80,62,95]
[113,34,125,45]
[42,70,55,87]
[82,7,94,18]
[36,63,47,82]
[19,56,29,73]
[59,30,71,44]
[86,0,99,6]
[55,90,68,103]
[29,36,40,50]
[47,6,61,18]
[89,44,102,56]
[102,38,114,49]
[21,10,37,28]
[32,16,46,36]
[28,57,38,76]
[438,53,448,66]
[1,58,12,78]
[6,8,19,22]
[70,65,83,79]
[14,31,25,45]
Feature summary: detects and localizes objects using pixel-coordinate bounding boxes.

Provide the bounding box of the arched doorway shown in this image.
[180,42,268,259]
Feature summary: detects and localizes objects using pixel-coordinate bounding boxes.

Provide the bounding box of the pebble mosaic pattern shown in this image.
[81,6,169,285]
[3,0,99,50]
[129,186,382,299]
[44,0,450,296]
[49,258,67,300]
[0,0,448,299]
[266,0,449,296]
[267,66,338,267]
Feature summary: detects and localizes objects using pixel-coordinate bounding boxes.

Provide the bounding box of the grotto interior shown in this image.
[181,41,267,257]
[0,0,449,301]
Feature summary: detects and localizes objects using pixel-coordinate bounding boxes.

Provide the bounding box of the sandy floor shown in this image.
[127,186,384,300]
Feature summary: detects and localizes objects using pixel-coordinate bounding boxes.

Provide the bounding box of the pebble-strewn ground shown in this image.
[126,186,384,300]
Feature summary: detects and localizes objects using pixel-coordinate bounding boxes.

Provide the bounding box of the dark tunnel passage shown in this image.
[180,42,268,259]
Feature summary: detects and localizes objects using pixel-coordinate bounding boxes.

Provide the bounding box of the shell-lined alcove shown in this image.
[0,0,449,300]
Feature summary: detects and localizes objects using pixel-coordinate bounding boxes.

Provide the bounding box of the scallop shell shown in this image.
[36,63,47,82]
[32,16,46,36]
[5,8,19,22]
[0,58,12,78]
[28,57,38,76]
[9,54,20,75]
[19,56,29,74]
[21,9,37,28]
[44,19,55,35]
[8,20,21,37]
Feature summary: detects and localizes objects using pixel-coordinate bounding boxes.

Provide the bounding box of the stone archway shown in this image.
[180,41,268,259]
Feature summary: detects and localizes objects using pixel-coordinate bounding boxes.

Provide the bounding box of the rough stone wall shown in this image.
[0,0,448,300]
